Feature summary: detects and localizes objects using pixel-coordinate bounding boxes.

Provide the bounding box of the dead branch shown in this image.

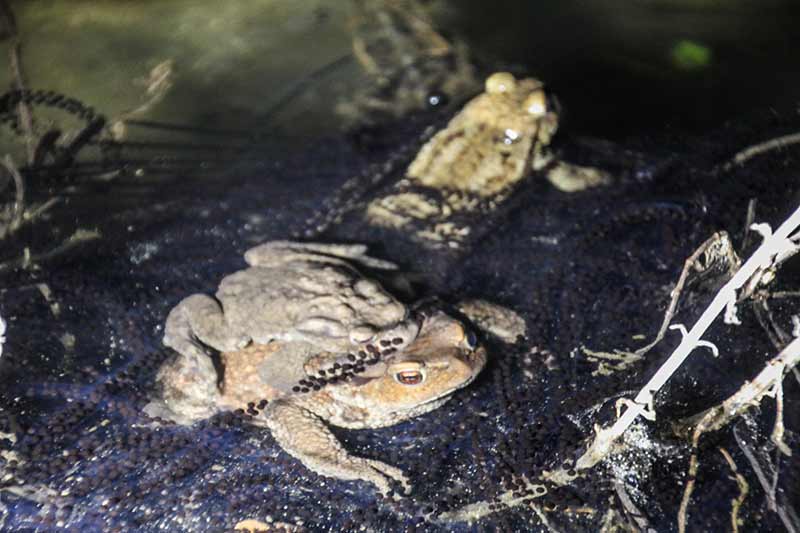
[583,232,740,371]
[723,132,800,172]
[572,207,800,473]
[741,198,757,251]
[676,335,800,439]
[675,336,800,532]
[9,42,34,164]
[718,447,748,533]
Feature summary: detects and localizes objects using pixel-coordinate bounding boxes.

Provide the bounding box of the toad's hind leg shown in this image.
[165,294,248,353]
[147,294,246,424]
[257,400,410,496]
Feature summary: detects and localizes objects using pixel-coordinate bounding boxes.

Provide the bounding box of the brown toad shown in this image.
[366,72,610,247]
[144,241,515,495]
[337,0,478,127]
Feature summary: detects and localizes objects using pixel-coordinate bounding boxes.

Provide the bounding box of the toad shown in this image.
[145,241,523,495]
[366,71,610,247]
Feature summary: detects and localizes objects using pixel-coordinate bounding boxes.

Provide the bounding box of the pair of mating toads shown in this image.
[145,73,607,495]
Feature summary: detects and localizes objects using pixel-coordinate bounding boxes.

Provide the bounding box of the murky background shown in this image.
[0,1,799,532]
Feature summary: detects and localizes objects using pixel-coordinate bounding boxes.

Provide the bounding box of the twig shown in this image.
[769,291,800,299]
[614,479,655,533]
[718,447,748,533]
[530,503,561,533]
[0,154,25,238]
[574,206,800,472]
[0,228,100,273]
[677,452,698,533]
[633,232,738,357]
[9,42,34,164]
[0,1,35,165]
[734,423,800,533]
[769,377,790,455]
[752,297,792,353]
[741,198,757,251]
[723,132,800,171]
[676,335,800,445]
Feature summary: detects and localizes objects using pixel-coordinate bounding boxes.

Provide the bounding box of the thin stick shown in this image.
[769,378,790,455]
[724,132,800,171]
[677,451,698,533]
[632,232,736,357]
[742,199,757,251]
[9,41,34,164]
[0,154,25,237]
[677,336,800,439]
[0,1,35,163]
[734,424,799,533]
[718,447,748,533]
[614,479,655,532]
[0,228,100,273]
[575,206,800,471]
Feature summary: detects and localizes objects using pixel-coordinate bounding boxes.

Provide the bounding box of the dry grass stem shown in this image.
[724,132,800,171]
[677,452,698,533]
[0,155,25,238]
[614,479,655,533]
[719,447,748,533]
[584,231,740,369]
[0,228,100,274]
[677,335,800,441]
[675,325,799,532]
[734,424,800,533]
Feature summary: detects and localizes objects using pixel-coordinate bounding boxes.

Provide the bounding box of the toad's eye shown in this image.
[465,330,478,349]
[395,370,425,386]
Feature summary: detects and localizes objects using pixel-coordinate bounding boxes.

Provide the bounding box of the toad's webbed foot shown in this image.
[544,161,611,193]
[258,399,410,496]
[455,299,527,344]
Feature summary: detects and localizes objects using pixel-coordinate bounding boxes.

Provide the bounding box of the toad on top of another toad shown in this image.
[145,241,524,495]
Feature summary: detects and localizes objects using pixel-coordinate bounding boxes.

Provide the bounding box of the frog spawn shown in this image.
[0,307,609,532]
[230,337,406,417]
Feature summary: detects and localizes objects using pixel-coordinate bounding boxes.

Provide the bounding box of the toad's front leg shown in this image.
[256,399,410,496]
